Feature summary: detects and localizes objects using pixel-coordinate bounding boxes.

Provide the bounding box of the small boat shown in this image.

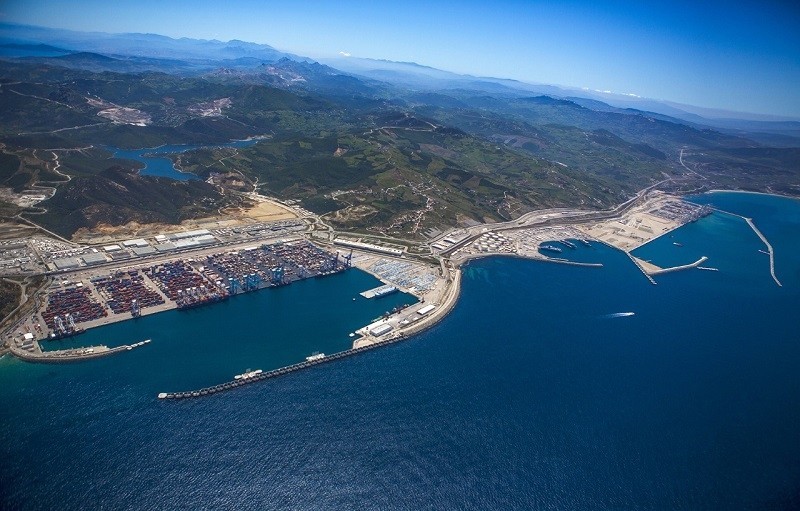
[606,312,635,318]
[673,242,683,247]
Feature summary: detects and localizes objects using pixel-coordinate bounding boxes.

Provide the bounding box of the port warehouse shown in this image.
[333,239,404,256]
[361,304,437,338]
[16,221,306,278]
[33,240,351,341]
[49,235,215,271]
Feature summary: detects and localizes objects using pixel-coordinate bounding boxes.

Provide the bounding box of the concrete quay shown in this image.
[9,339,151,363]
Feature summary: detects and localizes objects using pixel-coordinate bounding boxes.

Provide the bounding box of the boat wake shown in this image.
[604,312,636,318]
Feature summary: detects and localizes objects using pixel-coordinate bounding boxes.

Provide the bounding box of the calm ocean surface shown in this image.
[1,192,799,510]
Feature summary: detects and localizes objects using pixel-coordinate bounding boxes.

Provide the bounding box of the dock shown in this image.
[10,339,151,363]
[359,284,398,299]
[157,332,424,401]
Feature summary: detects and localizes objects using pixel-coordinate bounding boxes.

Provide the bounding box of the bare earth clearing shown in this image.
[71,195,298,244]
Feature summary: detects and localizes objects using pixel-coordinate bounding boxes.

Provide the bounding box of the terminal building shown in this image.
[334,239,404,256]
[81,253,108,266]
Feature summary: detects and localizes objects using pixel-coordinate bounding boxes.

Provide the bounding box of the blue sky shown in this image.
[3,0,799,117]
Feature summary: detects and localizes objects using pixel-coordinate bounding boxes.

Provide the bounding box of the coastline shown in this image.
[5,189,799,509]
[5,189,774,369]
[0,192,687,365]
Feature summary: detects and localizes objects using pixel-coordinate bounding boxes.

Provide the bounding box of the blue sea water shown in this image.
[1,192,799,510]
[110,139,261,181]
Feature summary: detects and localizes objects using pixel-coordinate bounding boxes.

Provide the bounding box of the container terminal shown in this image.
[5,237,352,357]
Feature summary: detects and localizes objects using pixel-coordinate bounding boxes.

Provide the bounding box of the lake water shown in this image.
[110,138,261,181]
[1,192,798,510]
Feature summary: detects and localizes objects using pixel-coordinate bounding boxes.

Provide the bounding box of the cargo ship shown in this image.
[48,328,86,341]
[373,285,398,298]
[176,293,228,310]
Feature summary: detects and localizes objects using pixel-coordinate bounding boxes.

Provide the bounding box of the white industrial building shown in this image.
[417,304,436,316]
[334,239,404,256]
[122,239,149,248]
[369,323,394,337]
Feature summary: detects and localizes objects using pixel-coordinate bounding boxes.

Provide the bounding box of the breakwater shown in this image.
[744,217,781,287]
[10,339,151,363]
[158,333,418,400]
[710,207,782,287]
[625,252,658,285]
[649,256,708,275]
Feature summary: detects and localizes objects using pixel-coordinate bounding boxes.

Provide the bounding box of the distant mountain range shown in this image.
[1,21,798,145]
[0,22,308,62]
[320,55,800,138]
[2,22,798,239]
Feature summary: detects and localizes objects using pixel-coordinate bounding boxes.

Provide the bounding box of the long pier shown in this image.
[711,207,781,287]
[10,339,151,363]
[157,334,417,400]
[744,218,782,287]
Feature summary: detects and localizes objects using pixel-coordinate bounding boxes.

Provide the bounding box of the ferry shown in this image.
[607,312,636,318]
[306,352,326,362]
[234,369,263,380]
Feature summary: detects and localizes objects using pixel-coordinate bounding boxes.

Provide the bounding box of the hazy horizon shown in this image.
[2,0,799,118]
